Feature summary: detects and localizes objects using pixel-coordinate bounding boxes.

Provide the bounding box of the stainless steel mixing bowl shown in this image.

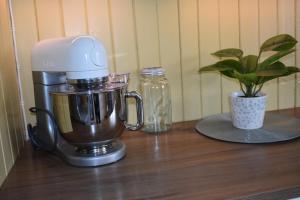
[51,81,143,151]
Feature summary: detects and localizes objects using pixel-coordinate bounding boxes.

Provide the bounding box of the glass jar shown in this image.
[139,67,172,133]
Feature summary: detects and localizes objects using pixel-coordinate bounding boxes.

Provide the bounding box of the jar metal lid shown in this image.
[140,67,165,76]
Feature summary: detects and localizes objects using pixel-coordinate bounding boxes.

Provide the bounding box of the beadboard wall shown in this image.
[11,0,300,124]
[0,0,25,186]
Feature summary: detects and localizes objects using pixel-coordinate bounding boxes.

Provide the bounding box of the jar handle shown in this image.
[124,91,144,131]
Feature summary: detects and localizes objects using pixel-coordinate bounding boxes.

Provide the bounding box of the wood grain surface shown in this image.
[1,109,300,200]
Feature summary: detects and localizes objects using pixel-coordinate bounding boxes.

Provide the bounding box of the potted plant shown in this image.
[199,34,299,129]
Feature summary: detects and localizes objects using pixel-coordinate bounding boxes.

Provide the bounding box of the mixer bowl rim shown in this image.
[49,82,127,95]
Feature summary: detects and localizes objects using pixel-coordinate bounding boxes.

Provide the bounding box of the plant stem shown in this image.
[252,84,257,96]
[239,81,246,96]
[253,83,264,96]
[245,85,253,97]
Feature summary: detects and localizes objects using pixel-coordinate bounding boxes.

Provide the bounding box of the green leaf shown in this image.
[258,49,295,70]
[258,67,300,84]
[256,61,286,76]
[258,76,277,84]
[233,71,258,86]
[199,59,243,73]
[199,65,229,72]
[260,34,297,52]
[221,70,236,79]
[256,69,287,77]
[283,67,300,76]
[241,55,258,73]
[211,48,243,59]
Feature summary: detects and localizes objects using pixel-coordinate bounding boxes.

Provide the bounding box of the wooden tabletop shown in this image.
[1,109,300,200]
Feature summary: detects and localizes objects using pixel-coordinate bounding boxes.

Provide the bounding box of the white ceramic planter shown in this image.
[230,92,267,130]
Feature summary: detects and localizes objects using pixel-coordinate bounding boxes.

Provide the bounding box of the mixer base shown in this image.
[57,139,126,167]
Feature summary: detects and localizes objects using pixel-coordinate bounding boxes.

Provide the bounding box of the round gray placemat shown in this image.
[195,112,300,143]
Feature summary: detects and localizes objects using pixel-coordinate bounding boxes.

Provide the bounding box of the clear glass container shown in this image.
[139,67,172,133]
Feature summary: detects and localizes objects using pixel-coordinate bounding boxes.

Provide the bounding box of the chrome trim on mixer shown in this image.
[33,71,66,85]
[58,139,126,167]
[67,76,108,89]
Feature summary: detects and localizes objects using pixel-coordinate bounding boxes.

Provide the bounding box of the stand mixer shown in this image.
[28,36,143,167]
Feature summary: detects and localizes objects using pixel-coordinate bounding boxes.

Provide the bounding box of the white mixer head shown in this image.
[31,35,109,80]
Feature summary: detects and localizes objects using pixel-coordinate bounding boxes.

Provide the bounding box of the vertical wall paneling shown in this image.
[0,0,25,186]
[0,0,19,158]
[219,0,240,113]
[10,0,300,133]
[0,14,13,173]
[110,0,139,122]
[179,0,201,120]
[4,31,23,156]
[157,0,183,122]
[278,0,296,109]
[12,0,38,125]
[109,0,138,74]
[86,0,115,72]
[239,0,259,55]
[0,80,14,172]
[0,29,9,187]
[62,0,87,36]
[198,0,221,117]
[134,0,160,68]
[35,0,64,40]
[0,133,6,185]
[259,0,278,110]
[296,0,300,106]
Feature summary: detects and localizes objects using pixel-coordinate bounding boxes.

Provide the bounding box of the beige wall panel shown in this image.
[0,0,19,157]
[133,0,161,122]
[12,0,38,125]
[35,0,64,39]
[219,0,240,113]
[134,0,160,68]
[179,0,201,120]
[0,136,7,186]
[86,0,115,72]
[157,0,183,122]
[0,39,25,156]
[62,0,87,36]
[0,42,16,172]
[6,66,23,155]
[259,0,278,110]
[296,0,300,106]
[19,68,35,124]
[12,82,25,146]
[110,0,139,122]
[198,0,221,117]
[110,0,138,74]
[0,0,25,186]
[239,0,259,55]
[4,109,18,157]
[0,69,13,174]
[0,26,13,177]
[13,115,24,149]
[3,12,24,150]
[12,85,24,149]
[278,0,296,109]
[1,102,19,160]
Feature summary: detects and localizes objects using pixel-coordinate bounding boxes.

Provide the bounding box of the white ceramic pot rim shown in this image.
[231,91,266,99]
